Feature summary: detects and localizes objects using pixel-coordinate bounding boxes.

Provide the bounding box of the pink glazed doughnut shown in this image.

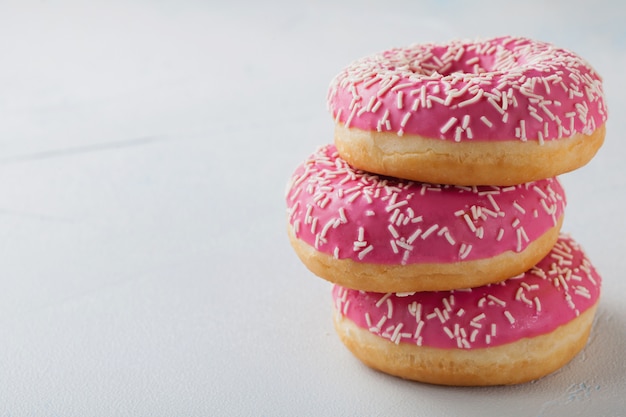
[332,234,601,386]
[286,145,566,292]
[328,36,607,185]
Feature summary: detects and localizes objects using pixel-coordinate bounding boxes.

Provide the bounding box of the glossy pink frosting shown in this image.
[328,36,606,142]
[332,234,601,349]
[286,145,566,264]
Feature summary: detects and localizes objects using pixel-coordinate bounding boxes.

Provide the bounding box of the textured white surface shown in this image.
[0,0,624,415]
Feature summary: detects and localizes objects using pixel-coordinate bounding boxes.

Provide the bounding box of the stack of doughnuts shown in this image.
[285,36,606,386]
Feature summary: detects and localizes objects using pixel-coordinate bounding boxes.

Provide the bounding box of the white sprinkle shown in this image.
[458,90,484,107]
[389,208,400,224]
[440,116,458,134]
[375,293,392,308]
[487,97,505,115]
[496,227,505,241]
[443,230,456,245]
[342,299,350,316]
[358,245,373,259]
[414,321,424,339]
[504,310,515,324]
[454,126,463,142]
[371,99,382,113]
[539,101,555,120]
[346,191,361,203]
[519,119,527,141]
[388,238,399,254]
[434,308,446,323]
[320,219,335,240]
[463,214,477,232]
[396,240,414,251]
[459,243,472,260]
[534,296,542,312]
[480,115,493,128]
[385,200,409,212]
[400,112,412,128]
[345,105,358,128]
[530,110,543,123]
[293,219,300,235]
[537,130,545,145]
[406,228,423,244]
[491,323,497,337]
[400,248,412,265]
[375,315,387,330]
[353,241,367,249]
[513,201,526,215]
[575,285,591,299]
[391,323,403,344]
[472,313,486,323]
[533,185,548,199]
[420,224,439,240]
[397,91,404,110]
[470,329,479,343]
[443,326,455,339]
[304,204,314,225]
[386,298,394,318]
[487,294,506,307]
[486,193,501,212]
[462,114,470,129]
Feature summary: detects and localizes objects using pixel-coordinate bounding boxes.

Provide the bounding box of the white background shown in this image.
[0,0,624,415]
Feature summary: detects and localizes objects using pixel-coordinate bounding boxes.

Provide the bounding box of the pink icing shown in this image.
[328,36,607,142]
[332,234,601,349]
[286,145,566,264]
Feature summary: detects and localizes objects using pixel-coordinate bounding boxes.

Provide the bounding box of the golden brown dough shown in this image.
[333,303,597,386]
[335,123,605,186]
[288,215,563,292]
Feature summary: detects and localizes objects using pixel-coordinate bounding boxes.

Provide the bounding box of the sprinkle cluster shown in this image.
[332,235,601,349]
[286,145,566,264]
[328,36,607,142]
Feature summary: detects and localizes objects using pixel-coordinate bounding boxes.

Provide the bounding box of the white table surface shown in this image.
[0,1,624,415]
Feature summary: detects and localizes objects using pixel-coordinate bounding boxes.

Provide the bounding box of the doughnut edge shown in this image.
[332,302,598,386]
[334,123,605,186]
[287,215,563,292]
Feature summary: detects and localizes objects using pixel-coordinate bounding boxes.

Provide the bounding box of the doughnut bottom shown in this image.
[287,215,563,292]
[333,303,598,386]
[334,123,605,186]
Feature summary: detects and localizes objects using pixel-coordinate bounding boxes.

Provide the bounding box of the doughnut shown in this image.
[286,145,566,292]
[327,36,607,186]
[332,234,601,386]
